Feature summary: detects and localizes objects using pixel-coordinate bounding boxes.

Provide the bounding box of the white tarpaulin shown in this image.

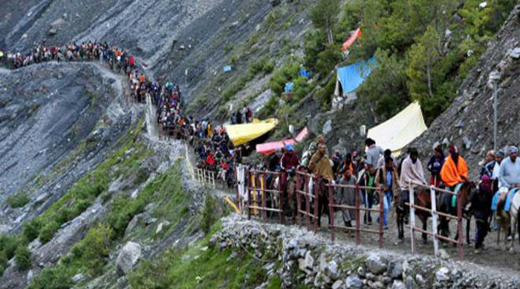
[367,102,427,155]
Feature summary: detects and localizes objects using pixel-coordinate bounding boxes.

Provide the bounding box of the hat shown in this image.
[496,150,505,158]
[509,146,518,154]
[286,144,294,152]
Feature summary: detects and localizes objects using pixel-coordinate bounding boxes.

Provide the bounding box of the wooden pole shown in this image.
[329,184,335,242]
[378,187,384,249]
[355,184,361,246]
[457,191,464,260]
[430,185,439,257]
[409,183,416,254]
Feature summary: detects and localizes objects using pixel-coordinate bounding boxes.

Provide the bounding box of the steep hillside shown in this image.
[410,4,520,177]
[0,62,140,235]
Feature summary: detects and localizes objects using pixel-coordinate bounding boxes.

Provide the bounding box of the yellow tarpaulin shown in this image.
[367,102,427,155]
[224,119,279,146]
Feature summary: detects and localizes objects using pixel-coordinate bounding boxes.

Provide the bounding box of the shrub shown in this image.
[0,235,19,260]
[22,219,42,243]
[71,223,114,275]
[201,197,216,235]
[269,61,301,96]
[15,245,31,271]
[39,221,61,244]
[26,266,73,289]
[6,193,30,208]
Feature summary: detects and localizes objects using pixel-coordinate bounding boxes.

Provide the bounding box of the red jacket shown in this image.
[206,154,216,166]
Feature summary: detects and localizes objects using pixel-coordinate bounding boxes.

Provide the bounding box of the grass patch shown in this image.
[129,222,269,289]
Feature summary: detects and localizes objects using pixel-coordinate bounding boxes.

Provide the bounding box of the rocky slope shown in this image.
[0,62,139,235]
[410,4,520,175]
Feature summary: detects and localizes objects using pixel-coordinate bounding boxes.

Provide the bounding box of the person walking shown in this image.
[427,145,445,187]
[375,156,400,229]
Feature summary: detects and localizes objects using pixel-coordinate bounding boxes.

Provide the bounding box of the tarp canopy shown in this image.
[342,28,362,52]
[300,68,312,79]
[256,127,309,155]
[367,102,428,155]
[225,119,279,146]
[335,57,376,96]
[223,65,232,72]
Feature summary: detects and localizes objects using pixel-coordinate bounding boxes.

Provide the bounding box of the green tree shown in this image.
[358,49,409,118]
[407,26,440,100]
[310,0,341,45]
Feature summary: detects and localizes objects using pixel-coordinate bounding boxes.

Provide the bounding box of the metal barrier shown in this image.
[327,183,385,248]
[295,171,320,233]
[407,181,464,260]
[246,169,284,224]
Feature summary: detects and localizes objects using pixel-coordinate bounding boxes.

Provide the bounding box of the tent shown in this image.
[256,127,309,155]
[342,28,362,52]
[334,57,376,97]
[367,102,428,155]
[224,119,279,146]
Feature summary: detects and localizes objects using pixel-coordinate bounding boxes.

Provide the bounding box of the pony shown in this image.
[395,181,475,244]
[496,191,520,252]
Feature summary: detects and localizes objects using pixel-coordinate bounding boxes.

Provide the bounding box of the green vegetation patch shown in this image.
[6,193,30,208]
[129,223,271,289]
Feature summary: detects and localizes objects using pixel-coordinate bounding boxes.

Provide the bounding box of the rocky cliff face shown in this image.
[410,5,520,175]
[0,62,138,235]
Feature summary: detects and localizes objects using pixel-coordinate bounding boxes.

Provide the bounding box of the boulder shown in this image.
[322,119,332,135]
[345,274,363,289]
[391,280,406,289]
[435,267,450,283]
[388,261,403,279]
[366,255,387,275]
[116,242,142,275]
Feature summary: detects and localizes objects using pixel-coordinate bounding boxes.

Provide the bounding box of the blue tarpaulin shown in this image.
[284,82,294,94]
[336,57,376,95]
[300,68,312,79]
[223,65,232,72]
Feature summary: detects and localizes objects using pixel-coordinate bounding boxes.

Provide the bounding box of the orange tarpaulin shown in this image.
[256,127,308,155]
[342,28,362,52]
[440,155,468,187]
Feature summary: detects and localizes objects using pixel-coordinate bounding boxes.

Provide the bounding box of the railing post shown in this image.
[409,183,416,254]
[430,185,439,257]
[457,190,464,260]
[279,172,285,225]
[378,187,384,249]
[305,176,311,230]
[261,174,267,222]
[314,176,319,234]
[296,173,302,226]
[235,166,241,213]
[252,172,258,216]
[247,170,251,220]
[355,184,361,246]
[328,183,335,242]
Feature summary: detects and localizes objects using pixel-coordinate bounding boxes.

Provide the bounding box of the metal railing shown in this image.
[327,182,385,248]
[406,181,464,260]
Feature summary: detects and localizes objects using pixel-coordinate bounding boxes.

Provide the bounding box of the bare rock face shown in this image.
[116,242,142,275]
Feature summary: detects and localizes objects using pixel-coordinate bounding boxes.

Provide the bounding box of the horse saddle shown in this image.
[491,188,516,211]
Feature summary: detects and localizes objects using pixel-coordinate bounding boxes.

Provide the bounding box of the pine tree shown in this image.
[310,0,341,45]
